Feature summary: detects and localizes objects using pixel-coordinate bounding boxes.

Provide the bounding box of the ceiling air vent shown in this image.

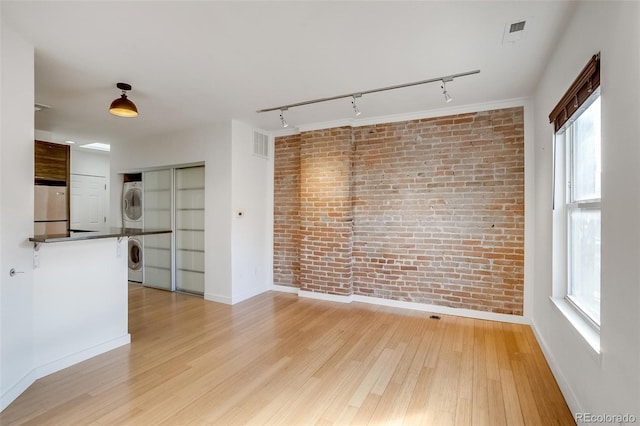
[509,21,526,33]
[503,19,527,44]
[253,132,269,159]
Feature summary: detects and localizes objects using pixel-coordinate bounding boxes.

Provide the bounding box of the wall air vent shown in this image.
[503,19,527,44]
[253,132,269,159]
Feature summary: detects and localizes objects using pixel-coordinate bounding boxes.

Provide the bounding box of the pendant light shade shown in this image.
[109,83,138,117]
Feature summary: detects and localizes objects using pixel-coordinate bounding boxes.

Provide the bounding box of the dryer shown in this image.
[122,181,143,229]
[128,236,143,283]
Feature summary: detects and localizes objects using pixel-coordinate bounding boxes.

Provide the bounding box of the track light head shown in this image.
[279,109,289,128]
[351,94,362,117]
[441,80,453,103]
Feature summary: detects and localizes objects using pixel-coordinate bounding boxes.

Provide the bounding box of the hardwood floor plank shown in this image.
[487,378,508,426]
[405,366,437,424]
[0,285,574,425]
[499,366,526,426]
[471,320,490,425]
[511,359,543,425]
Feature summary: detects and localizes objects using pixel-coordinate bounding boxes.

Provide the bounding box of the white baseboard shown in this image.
[270,286,527,324]
[530,320,582,417]
[298,290,353,303]
[231,286,269,304]
[205,292,232,305]
[33,335,131,380]
[271,284,299,294]
[353,294,528,324]
[1,334,131,413]
[1,370,38,413]
[206,287,271,305]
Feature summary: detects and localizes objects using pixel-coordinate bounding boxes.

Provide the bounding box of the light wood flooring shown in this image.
[1,285,574,425]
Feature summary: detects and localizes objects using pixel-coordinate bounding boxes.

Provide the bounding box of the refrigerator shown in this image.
[34,184,69,235]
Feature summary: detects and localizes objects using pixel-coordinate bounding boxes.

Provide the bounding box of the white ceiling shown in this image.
[2,1,575,146]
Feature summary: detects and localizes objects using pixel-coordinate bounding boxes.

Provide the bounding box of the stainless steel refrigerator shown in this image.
[34,184,69,235]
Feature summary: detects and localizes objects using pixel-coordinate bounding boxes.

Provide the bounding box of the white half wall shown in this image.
[109,124,233,303]
[0,23,36,411]
[532,0,640,419]
[32,238,130,371]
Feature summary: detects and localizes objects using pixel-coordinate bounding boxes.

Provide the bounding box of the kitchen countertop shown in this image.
[29,227,172,243]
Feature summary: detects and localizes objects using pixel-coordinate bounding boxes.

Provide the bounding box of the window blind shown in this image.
[549,53,600,133]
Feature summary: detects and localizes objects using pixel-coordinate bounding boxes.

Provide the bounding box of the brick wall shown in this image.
[299,127,353,295]
[273,107,524,314]
[352,108,524,314]
[273,134,301,288]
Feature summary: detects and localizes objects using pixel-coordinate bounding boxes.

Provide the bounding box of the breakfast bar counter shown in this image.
[30,227,172,243]
[27,227,171,384]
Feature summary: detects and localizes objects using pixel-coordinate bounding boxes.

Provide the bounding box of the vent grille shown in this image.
[503,19,527,44]
[253,132,269,159]
[509,21,526,33]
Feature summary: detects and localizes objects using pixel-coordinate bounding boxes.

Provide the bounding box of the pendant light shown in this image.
[109,82,138,117]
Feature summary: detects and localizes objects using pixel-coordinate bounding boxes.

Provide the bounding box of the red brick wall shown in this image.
[273,134,300,288]
[352,108,524,314]
[273,107,524,314]
[299,127,353,295]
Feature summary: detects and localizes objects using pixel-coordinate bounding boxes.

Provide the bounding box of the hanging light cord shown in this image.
[256,69,479,114]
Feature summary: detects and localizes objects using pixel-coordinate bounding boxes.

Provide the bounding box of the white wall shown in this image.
[109,124,233,302]
[532,1,640,420]
[110,121,273,305]
[0,24,36,411]
[71,148,109,177]
[230,121,273,303]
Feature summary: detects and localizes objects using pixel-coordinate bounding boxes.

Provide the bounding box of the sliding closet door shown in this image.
[175,166,205,295]
[143,169,173,290]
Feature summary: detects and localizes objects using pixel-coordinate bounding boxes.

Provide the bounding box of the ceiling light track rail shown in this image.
[256,69,480,114]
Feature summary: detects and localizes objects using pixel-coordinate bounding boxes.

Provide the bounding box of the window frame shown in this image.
[555,91,602,332]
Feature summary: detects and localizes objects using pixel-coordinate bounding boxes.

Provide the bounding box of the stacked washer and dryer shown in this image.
[123,176,143,282]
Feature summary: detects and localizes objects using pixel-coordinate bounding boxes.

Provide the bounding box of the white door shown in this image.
[70,174,107,231]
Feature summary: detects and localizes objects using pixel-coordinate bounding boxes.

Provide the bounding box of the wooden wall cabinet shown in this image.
[35,140,70,184]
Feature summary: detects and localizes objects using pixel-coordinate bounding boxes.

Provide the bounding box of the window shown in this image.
[565,96,601,326]
[549,53,601,338]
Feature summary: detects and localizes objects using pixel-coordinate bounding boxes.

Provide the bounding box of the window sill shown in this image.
[550,296,601,356]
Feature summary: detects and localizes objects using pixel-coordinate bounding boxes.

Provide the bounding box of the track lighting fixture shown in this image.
[109,82,138,117]
[280,108,289,128]
[257,69,479,126]
[351,94,362,117]
[441,78,453,103]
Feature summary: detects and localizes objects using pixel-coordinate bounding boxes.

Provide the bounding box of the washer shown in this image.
[122,181,143,229]
[128,236,143,283]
